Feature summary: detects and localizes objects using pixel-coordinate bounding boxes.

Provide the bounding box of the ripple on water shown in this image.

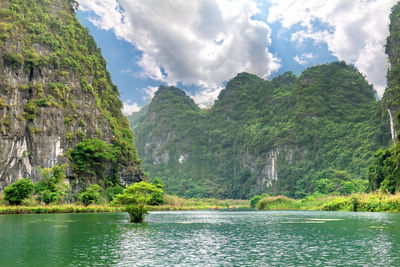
[0,211,400,266]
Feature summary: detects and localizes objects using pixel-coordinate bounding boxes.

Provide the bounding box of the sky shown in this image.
[76,0,397,115]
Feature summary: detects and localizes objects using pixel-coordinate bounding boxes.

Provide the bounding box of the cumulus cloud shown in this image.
[142,86,158,102]
[294,53,314,65]
[190,86,224,108]
[268,0,397,96]
[122,100,141,115]
[78,0,280,107]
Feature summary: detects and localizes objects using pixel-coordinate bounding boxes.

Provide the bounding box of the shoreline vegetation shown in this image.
[255,193,400,212]
[1,193,400,214]
[0,194,250,215]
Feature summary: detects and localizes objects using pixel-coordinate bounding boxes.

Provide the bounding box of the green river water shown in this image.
[0,210,400,266]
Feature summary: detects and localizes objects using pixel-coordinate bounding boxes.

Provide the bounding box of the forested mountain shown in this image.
[368,2,400,193]
[129,62,391,198]
[0,0,143,189]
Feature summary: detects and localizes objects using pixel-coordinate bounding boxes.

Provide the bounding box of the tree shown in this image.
[112,182,163,223]
[4,178,34,205]
[80,184,101,206]
[367,149,391,191]
[147,178,165,205]
[35,164,70,204]
[67,138,116,178]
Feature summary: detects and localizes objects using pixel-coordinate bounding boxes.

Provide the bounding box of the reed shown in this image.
[256,193,400,212]
[0,205,120,214]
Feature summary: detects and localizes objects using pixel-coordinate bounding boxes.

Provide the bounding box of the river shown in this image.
[1,210,399,266]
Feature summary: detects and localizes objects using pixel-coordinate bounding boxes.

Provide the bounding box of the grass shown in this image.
[0,194,250,214]
[147,195,250,211]
[2,193,399,214]
[256,193,400,212]
[0,205,121,214]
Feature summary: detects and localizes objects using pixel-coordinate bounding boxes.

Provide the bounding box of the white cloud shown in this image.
[78,0,280,107]
[142,86,158,102]
[190,87,224,108]
[294,52,314,65]
[268,0,397,97]
[122,100,141,115]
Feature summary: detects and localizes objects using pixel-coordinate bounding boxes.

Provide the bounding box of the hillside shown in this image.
[0,0,142,189]
[129,62,391,199]
[368,1,400,194]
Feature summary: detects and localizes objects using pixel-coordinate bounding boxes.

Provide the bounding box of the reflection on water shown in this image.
[0,211,400,266]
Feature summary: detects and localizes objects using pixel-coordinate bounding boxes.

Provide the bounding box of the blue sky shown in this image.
[76,0,395,114]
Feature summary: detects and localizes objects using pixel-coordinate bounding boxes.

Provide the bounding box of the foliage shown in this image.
[368,142,400,194]
[256,196,295,210]
[0,205,120,214]
[35,164,70,204]
[112,182,162,222]
[255,193,400,212]
[250,193,268,208]
[147,178,165,205]
[310,169,367,196]
[1,0,141,185]
[67,138,116,178]
[384,1,400,131]
[104,185,123,202]
[370,2,400,195]
[129,63,391,199]
[80,184,101,206]
[4,178,34,205]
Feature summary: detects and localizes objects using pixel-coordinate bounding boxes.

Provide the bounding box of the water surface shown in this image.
[1,210,399,266]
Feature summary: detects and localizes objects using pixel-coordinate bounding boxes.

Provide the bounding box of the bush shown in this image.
[80,184,101,206]
[147,178,165,205]
[40,190,58,205]
[256,196,294,210]
[321,197,349,211]
[4,179,34,205]
[35,164,70,204]
[250,193,268,208]
[68,138,116,177]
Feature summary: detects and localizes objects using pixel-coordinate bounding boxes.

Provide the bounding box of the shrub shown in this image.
[4,178,34,205]
[68,138,116,177]
[35,164,70,204]
[80,184,101,206]
[256,196,294,210]
[4,51,24,68]
[147,178,165,205]
[250,193,268,208]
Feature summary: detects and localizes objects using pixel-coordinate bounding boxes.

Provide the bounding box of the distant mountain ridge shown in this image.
[129,62,391,198]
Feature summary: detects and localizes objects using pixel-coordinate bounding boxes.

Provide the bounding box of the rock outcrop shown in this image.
[129,63,391,198]
[0,0,142,189]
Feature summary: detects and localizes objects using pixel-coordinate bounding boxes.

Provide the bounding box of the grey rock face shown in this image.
[0,0,141,189]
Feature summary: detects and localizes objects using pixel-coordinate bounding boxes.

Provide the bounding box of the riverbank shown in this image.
[0,195,250,214]
[256,193,400,212]
[2,193,399,214]
[0,205,121,214]
[148,195,250,211]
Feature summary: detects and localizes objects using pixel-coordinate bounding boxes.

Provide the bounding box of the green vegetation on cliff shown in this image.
[384,1,400,134]
[0,0,142,187]
[368,2,400,194]
[129,62,391,199]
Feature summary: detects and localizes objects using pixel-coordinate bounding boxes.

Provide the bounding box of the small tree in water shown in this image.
[112,182,162,223]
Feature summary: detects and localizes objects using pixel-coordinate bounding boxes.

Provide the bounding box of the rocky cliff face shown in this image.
[0,0,142,189]
[129,63,391,198]
[384,2,400,142]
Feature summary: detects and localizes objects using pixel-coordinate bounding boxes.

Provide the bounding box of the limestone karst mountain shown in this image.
[0,0,142,189]
[129,63,391,198]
